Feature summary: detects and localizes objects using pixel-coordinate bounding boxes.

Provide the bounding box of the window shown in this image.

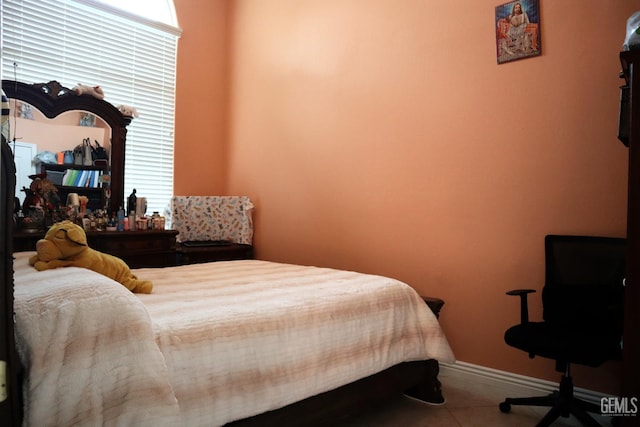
[1,0,181,214]
[93,0,178,27]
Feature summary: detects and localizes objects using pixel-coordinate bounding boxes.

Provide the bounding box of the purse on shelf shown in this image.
[74,138,94,166]
[63,150,74,164]
[92,140,108,161]
[83,138,93,165]
[73,144,83,165]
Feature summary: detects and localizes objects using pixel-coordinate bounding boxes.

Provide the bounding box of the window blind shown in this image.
[1,0,179,214]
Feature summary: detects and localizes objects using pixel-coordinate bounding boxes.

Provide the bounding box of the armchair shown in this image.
[500,235,626,427]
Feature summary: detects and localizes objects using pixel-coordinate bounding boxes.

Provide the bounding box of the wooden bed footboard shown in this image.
[227,359,441,426]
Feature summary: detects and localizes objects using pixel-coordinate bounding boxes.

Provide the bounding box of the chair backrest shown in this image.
[542,235,626,336]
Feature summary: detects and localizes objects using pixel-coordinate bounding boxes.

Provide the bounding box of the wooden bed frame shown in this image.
[0,81,443,426]
[228,359,441,426]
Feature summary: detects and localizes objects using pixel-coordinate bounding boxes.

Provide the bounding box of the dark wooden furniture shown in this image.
[421,296,445,318]
[228,360,436,427]
[0,137,22,425]
[401,296,446,406]
[15,232,251,267]
[14,229,178,268]
[88,230,178,268]
[2,80,131,213]
[13,230,253,268]
[13,231,46,253]
[176,243,254,265]
[620,50,640,427]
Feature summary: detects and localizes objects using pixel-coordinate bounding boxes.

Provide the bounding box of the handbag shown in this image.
[63,150,74,164]
[91,140,108,161]
[83,138,93,166]
[74,138,94,165]
[73,144,84,165]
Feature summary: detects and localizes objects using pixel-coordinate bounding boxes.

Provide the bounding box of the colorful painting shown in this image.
[495,1,541,64]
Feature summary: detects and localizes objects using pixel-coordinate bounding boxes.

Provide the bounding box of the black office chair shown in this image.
[500,235,626,427]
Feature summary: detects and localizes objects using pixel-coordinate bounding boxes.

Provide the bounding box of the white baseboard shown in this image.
[440,360,611,405]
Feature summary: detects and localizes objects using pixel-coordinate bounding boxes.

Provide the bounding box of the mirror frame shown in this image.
[2,80,131,214]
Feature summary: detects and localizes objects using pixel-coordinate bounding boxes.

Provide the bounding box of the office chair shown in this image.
[500,235,626,427]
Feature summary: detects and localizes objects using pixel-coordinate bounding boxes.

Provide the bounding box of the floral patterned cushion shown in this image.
[170,196,254,244]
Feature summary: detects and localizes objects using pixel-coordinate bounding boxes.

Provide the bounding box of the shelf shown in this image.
[56,186,103,191]
[40,163,108,211]
[40,163,106,171]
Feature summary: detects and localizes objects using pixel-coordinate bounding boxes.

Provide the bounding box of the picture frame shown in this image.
[495,0,541,64]
[80,112,96,127]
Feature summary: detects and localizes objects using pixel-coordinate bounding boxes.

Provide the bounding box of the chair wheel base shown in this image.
[499,401,511,413]
[500,375,606,427]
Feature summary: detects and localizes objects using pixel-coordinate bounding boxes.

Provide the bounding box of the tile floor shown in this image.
[344,366,617,426]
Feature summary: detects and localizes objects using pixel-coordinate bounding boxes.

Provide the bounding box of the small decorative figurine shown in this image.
[127,188,137,215]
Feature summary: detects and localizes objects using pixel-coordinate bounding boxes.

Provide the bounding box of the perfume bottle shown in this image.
[117,207,125,231]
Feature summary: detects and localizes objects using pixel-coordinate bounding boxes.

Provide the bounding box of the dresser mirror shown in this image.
[2,80,130,214]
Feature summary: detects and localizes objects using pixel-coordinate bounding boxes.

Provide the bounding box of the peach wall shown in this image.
[174,0,637,394]
[10,103,109,154]
[173,0,229,195]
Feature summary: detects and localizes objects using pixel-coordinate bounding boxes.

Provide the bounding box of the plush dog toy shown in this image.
[29,220,153,294]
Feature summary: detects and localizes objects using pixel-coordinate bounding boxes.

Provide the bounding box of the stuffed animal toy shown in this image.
[29,220,153,294]
[72,83,105,100]
[116,104,139,118]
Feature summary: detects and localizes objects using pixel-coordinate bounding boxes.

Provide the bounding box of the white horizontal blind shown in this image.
[1,0,179,214]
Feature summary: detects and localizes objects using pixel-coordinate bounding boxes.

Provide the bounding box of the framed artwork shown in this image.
[495,0,541,64]
[80,112,96,127]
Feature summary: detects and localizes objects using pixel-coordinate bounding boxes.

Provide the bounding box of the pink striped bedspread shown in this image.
[14,253,455,426]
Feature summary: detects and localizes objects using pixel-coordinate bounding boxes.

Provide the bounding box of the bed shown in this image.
[11,251,454,426]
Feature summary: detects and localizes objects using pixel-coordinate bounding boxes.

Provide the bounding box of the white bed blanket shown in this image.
[14,253,454,427]
[135,260,455,426]
[13,252,180,427]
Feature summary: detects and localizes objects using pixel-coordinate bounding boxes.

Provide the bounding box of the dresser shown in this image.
[14,229,256,268]
[14,229,179,268]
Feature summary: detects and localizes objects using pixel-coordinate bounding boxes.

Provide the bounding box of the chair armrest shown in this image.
[506,289,536,324]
